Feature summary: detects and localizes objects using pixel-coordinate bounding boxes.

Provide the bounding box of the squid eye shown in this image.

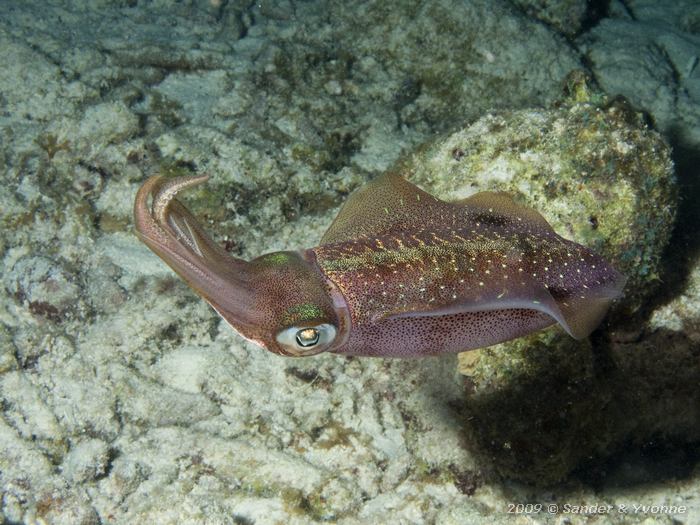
[296,327,320,347]
[275,323,337,355]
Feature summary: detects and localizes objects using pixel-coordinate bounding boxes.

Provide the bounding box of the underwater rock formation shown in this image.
[400,79,682,484]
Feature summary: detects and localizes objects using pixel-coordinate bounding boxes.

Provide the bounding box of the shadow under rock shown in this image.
[640,127,700,317]
[574,435,700,490]
[459,328,700,487]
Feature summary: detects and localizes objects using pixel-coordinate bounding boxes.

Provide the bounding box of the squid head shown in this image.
[134,176,348,356]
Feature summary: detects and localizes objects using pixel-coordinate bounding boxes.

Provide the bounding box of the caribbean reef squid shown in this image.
[134,172,625,357]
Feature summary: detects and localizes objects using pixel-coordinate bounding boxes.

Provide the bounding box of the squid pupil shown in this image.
[296,328,320,347]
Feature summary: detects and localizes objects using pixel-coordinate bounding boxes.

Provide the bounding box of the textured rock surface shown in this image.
[578,0,700,145]
[510,0,590,36]
[1,0,698,524]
